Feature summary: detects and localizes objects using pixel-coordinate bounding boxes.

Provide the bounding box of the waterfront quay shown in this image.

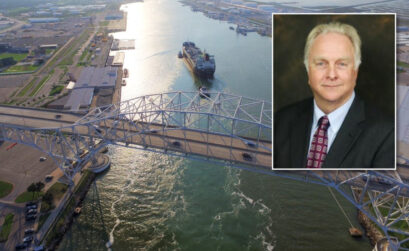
[180,0,273,36]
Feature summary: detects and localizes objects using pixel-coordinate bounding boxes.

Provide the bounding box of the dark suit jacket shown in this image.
[274,96,394,169]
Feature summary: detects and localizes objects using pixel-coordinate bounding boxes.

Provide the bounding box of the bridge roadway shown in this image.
[2,105,409,192]
[0,106,272,168]
[6,106,409,246]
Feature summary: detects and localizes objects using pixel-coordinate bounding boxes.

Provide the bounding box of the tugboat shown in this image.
[199,86,210,98]
[122,79,127,86]
[178,51,183,58]
[181,41,215,78]
[123,68,129,78]
[349,227,362,237]
[74,207,82,216]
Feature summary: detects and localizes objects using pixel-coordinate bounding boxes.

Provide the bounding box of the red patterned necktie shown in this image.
[306,115,330,168]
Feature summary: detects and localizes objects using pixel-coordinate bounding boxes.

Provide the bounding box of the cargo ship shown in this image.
[181,42,215,78]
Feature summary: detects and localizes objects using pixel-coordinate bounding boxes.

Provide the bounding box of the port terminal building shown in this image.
[48,67,118,111]
[111,39,135,50]
[112,52,125,66]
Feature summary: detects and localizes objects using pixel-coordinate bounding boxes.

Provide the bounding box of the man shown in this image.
[274,22,394,169]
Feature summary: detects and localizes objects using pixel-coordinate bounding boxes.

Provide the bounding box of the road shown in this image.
[0,106,272,168]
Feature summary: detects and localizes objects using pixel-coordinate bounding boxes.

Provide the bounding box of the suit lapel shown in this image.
[323,97,365,168]
[290,100,313,169]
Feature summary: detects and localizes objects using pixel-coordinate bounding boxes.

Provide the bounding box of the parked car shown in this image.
[25,215,36,221]
[242,153,253,161]
[23,236,33,243]
[171,141,181,148]
[24,229,35,236]
[34,245,45,251]
[45,175,53,182]
[39,156,47,162]
[26,209,37,215]
[26,207,35,212]
[34,246,45,251]
[149,129,159,134]
[94,125,102,133]
[25,202,37,207]
[27,204,37,210]
[245,141,256,148]
[15,243,27,250]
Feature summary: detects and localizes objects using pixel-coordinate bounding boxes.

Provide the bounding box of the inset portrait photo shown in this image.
[273,14,396,170]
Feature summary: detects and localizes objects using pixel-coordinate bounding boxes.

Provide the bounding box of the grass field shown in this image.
[29,73,51,97]
[49,85,64,96]
[398,61,409,68]
[7,7,30,16]
[46,49,55,55]
[58,29,90,67]
[40,182,69,213]
[0,181,13,199]
[0,213,14,242]
[99,20,109,26]
[5,64,39,73]
[47,182,68,201]
[17,77,38,97]
[79,49,89,62]
[15,191,44,203]
[0,52,28,61]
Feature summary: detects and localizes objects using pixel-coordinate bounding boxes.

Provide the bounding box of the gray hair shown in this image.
[304,22,361,71]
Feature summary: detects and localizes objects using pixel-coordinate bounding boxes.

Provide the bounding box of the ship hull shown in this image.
[182,42,215,79]
[182,56,215,78]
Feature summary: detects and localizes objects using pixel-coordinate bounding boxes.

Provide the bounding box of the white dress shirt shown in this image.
[308,92,355,153]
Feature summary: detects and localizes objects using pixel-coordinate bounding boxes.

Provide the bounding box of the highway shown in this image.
[3,105,409,187]
[5,105,409,249]
[0,105,272,168]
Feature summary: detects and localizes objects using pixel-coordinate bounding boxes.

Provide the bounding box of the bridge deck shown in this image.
[0,106,272,168]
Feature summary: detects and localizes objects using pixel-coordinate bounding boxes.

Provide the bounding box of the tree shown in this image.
[35,182,44,193]
[27,183,36,200]
[0,57,16,68]
[42,192,53,204]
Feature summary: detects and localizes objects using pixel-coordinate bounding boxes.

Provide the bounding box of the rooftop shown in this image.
[63,67,118,111]
[76,67,117,89]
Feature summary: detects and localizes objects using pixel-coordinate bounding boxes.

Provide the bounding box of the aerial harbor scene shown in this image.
[0,0,409,250]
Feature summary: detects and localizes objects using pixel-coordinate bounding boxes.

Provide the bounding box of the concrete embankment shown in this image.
[357,210,383,246]
[45,170,96,250]
[44,153,110,250]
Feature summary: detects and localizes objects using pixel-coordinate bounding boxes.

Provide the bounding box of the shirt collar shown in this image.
[312,91,355,133]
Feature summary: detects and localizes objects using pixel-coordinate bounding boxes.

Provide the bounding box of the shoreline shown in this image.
[45,170,97,250]
[179,0,271,37]
[39,3,127,248]
[357,210,384,247]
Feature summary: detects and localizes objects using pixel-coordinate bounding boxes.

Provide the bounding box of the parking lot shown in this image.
[0,141,59,250]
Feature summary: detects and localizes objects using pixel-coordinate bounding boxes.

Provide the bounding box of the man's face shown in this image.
[307,32,358,113]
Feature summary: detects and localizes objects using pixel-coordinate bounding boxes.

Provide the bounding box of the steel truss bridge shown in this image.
[0,91,408,250]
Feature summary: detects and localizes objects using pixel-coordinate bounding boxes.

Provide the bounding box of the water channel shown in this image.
[58,1,372,250]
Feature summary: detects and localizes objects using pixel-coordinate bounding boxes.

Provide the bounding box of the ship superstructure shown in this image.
[182,42,215,78]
